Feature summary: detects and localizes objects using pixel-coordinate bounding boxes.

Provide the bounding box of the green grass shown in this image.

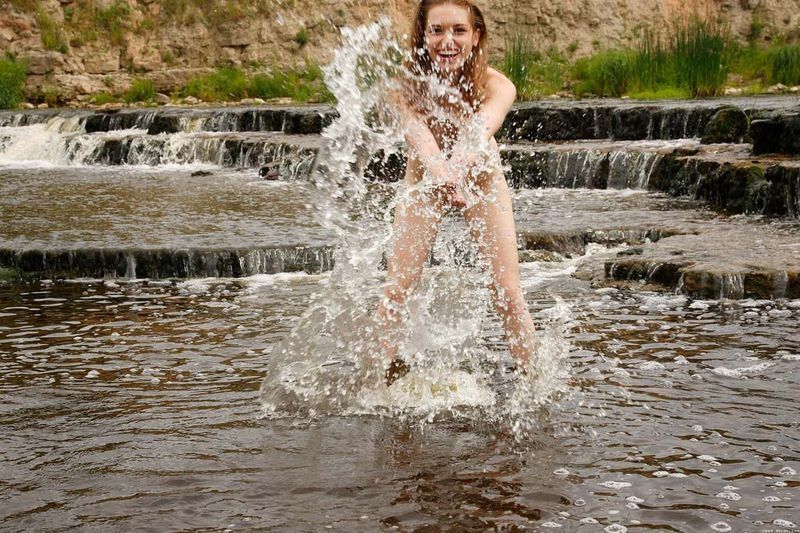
[94,0,131,46]
[571,15,730,98]
[294,27,309,47]
[628,87,691,100]
[182,66,249,101]
[124,78,156,103]
[501,32,567,98]
[573,50,633,97]
[0,267,21,282]
[671,17,730,96]
[0,57,27,109]
[89,91,118,105]
[42,85,61,107]
[181,65,333,103]
[769,44,800,85]
[36,8,69,53]
[502,31,536,92]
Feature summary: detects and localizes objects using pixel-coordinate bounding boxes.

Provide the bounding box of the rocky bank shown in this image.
[2,0,800,101]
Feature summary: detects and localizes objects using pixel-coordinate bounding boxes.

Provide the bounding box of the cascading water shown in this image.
[258,19,571,436]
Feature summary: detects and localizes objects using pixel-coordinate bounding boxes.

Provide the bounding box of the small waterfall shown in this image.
[0,121,71,164]
[719,273,745,299]
[0,246,336,280]
[772,271,789,298]
[124,253,137,279]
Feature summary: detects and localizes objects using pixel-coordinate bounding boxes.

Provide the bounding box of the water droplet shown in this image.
[604,525,627,533]
[710,522,731,532]
[714,492,741,501]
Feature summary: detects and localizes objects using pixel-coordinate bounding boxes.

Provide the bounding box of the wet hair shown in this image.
[406,0,489,110]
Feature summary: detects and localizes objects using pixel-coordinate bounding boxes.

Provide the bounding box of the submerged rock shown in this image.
[701,106,748,144]
[751,114,800,156]
[604,222,800,299]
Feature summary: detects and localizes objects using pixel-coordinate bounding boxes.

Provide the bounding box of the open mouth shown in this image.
[436,50,461,63]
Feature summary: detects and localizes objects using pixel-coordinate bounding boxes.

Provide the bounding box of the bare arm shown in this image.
[475,68,517,142]
[398,104,451,184]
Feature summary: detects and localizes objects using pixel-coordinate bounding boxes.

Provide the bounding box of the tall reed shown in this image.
[671,16,730,97]
[573,15,730,98]
[502,31,567,98]
[769,45,800,85]
[503,31,535,93]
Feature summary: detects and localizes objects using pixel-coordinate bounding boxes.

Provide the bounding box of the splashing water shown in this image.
[259,19,571,434]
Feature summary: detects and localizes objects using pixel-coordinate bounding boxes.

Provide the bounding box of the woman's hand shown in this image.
[441,178,467,208]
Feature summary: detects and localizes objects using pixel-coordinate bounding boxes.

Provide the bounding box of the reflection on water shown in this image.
[0,167,332,249]
[1,270,798,530]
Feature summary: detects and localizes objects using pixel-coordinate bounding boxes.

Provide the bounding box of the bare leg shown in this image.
[377,161,446,382]
[464,170,537,368]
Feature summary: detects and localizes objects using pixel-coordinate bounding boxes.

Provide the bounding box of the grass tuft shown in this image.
[671,16,730,97]
[0,57,27,109]
[572,15,730,98]
[94,0,131,46]
[769,44,800,85]
[182,66,249,101]
[181,65,333,103]
[501,31,567,98]
[573,50,633,97]
[89,91,118,105]
[294,27,309,47]
[124,78,156,103]
[36,8,69,53]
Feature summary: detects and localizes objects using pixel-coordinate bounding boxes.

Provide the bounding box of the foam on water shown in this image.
[258,19,571,432]
[711,361,774,378]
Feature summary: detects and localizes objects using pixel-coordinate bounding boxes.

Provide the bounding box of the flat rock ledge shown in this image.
[604,220,800,299]
[0,246,335,280]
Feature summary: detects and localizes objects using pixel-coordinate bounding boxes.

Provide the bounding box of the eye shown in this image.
[454,28,467,35]
[427,26,443,36]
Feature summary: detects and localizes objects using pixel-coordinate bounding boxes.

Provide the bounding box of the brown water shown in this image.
[0,167,332,249]
[2,267,798,531]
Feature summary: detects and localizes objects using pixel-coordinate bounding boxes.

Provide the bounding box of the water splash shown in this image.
[259,19,571,433]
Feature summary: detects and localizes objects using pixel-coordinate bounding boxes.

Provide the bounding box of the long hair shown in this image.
[405,0,489,111]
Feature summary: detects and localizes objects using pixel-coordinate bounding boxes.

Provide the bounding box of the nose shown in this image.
[441,29,455,45]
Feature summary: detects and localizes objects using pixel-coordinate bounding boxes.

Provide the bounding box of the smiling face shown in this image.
[424,3,480,75]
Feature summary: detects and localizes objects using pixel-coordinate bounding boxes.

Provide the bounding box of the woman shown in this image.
[379,0,538,385]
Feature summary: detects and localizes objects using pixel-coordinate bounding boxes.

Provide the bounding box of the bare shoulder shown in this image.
[485,67,516,100]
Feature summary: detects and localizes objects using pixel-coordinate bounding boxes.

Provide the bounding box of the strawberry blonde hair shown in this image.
[405,0,489,110]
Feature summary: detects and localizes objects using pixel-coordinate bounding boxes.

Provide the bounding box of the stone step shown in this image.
[603,219,800,299]
[0,246,334,280]
[649,150,800,217]
[1,96,798,142]
[751,113,800,156]
[3,123,798,217]
[0,186,706,280]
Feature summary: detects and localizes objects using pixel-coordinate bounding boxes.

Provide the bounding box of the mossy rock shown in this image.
[701,106,748,144]
[0,267,20,282]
